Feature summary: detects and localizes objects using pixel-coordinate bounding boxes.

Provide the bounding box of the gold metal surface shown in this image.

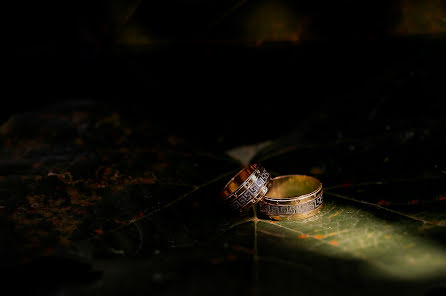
[259,175,323,221]
[220,163,271,212]
[220,164,257,200]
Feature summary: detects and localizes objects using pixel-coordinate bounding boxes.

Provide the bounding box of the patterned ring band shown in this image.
[220,163,272,212]
[259,175,323,220]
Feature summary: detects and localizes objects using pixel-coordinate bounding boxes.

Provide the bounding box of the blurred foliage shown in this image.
[11,0,446,47]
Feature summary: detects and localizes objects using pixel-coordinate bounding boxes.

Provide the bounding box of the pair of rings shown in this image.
[220,164,323,220]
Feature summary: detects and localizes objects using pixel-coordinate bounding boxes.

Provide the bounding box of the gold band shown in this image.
[259,175,323,220]
[221,163,272,212]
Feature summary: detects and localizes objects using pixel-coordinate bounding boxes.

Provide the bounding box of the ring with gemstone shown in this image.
[259,175,323,220]
[220,163,272,212]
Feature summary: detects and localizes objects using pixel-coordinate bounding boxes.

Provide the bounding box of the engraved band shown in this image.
[259,175,323,220]
[221,163,272,212]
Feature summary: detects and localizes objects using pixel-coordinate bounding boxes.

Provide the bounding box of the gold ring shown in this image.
[259,175,323,220]
[221,163,272,212]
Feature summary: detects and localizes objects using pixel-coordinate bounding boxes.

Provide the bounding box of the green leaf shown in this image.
[2,103,446,296]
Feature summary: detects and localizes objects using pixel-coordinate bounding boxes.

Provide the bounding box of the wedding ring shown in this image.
[221,163,272,212]
[259,175,323,220]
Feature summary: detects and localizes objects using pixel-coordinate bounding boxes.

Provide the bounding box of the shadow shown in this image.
[0,257,102,296]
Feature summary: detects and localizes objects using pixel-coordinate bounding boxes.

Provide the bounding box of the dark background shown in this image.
[3,1,446,295]
[6,0,446,148]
